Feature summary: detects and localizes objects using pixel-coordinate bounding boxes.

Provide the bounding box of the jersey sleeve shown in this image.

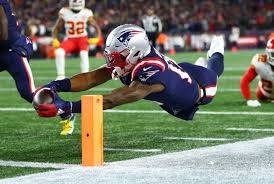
[240,65,257,100]
[251,53,267,67]
[0,0,6,5]
[0,0,9,6]
[131,60,166,84]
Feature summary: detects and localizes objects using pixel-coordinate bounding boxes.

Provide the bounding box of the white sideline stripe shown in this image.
[164,137,235,141]
[196,111,274,115]
[105,148,161,153]
[0,160,77,169]
[1,108,274,115]
[226,128,274,132]
[224,67,248,71]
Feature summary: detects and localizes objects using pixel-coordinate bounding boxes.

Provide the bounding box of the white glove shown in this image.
[247,100,261,107]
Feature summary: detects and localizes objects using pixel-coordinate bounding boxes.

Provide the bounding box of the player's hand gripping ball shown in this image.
[32,88,54,109]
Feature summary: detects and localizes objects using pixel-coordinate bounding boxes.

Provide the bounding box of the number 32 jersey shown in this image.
[59,7,93,38]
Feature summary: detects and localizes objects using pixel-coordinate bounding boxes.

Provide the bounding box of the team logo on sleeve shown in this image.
[139,69,160,82]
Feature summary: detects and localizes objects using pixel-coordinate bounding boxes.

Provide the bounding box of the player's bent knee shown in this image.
[207,53,224,77]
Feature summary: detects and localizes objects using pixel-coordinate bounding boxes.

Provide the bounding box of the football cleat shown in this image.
[207,35,224,58]
[60,114,76,136]
[246,100,261,107]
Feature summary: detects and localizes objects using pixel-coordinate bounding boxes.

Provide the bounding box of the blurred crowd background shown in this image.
[12,0,274,58]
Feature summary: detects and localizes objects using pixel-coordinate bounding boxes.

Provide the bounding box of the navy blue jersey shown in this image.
[0,0,20,47]
[120,47,201,119]
[119,47,222,120]
[0,0,32,57]
[0,0,35,103]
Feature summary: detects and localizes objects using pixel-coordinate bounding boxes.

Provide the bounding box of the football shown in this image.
[32,88,54,109]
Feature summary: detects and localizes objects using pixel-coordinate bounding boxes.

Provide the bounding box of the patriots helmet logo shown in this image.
[117,30,142,46]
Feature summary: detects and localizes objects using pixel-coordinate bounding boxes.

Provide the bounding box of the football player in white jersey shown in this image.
[52,0,101,80]
[51,0,101,135]
[240,38,274,107]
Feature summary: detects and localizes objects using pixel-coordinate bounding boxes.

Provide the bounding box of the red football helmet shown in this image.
[266,38,274,65]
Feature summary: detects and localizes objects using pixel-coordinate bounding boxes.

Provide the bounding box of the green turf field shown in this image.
[1,50,274,178]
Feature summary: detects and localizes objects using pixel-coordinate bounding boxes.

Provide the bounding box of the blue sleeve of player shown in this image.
[11,35,33,58]
[0,0,8,5]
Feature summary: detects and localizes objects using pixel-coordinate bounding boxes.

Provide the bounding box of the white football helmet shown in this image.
[104,24,151,78]
[69,0,85,11]
[266,38,274,65]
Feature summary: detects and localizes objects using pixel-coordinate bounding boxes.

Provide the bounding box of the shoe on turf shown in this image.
[207,35,224,58]
[60,113,75,136]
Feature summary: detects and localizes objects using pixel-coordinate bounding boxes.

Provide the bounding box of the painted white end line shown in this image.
[226,128,274,132]
[164,137,235,141]
[0,148,161,169]
[0,160,78,169]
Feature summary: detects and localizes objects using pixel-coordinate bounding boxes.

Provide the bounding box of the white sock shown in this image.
[55,48,66,79]
[194,57,207,68]
[80,50,89,73]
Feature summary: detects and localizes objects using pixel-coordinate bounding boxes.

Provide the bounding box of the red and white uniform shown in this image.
[59,7,93,52]
[241,53,274,101]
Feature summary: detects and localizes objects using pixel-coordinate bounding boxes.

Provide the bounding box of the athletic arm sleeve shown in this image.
[240,65,257,100]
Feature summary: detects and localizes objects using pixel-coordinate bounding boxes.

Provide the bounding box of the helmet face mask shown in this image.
[104,50,128,69]
[104,24,151,78]
[266,38,274,65]
[69,0,85,11]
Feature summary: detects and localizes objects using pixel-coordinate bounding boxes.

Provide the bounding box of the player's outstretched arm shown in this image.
[88,16,101,38]
[44,65,112,92]
[52,17,64,48]
[103,80,164,109]
[35,79,164,118]
[70,66,112,91]
[0,5,8,40]
[240,65,260,107]
[240,65,257,100]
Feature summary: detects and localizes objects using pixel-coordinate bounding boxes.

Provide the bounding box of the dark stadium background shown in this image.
[11,0,274,58]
